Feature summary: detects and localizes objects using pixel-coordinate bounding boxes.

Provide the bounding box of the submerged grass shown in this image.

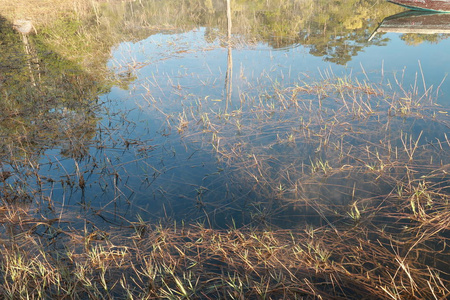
[0,218,448,299]
[1,64,449,298]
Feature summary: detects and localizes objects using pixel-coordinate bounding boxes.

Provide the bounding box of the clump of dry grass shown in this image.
[0,216,448,299]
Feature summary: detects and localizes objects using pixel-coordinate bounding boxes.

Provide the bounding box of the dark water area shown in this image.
[1,0,449,230]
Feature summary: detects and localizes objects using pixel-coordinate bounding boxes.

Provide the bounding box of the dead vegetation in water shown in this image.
[173,67,450,223]
[1,68,448,299]
[129,69,449,298]
[0,217,448,299]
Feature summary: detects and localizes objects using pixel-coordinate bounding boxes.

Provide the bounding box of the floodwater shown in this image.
[1,0,450,231]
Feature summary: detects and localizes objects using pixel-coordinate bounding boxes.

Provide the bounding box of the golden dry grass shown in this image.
[0,0,93,25]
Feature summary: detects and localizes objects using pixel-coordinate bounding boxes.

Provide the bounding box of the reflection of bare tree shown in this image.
[0,17,100,163]
[13,20,39,86]
[226,0,231,41]
[225,0,233,113]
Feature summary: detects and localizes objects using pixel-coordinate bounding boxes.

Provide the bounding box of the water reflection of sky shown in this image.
[109,27,450,111]
[89,25,448,226]
[34,20,450,229]
[351,33,450,102]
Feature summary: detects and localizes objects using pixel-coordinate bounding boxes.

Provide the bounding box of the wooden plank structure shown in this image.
[369,10,450,40]
[387,0,450,12]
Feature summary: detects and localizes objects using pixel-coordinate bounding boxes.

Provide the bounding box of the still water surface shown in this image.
[1,0,449,229]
